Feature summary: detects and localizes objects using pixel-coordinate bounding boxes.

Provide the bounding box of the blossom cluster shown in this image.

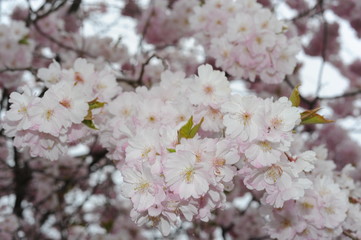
[136,0,197,46]
[3,56,359,238]
[262,145,359,239]
[0,21,35,88]
[223,95,317,208]
[190,0,300,84]
[2,58,119,160]
[98,64,237,235]
[92,62,319,235]
[2,59,334,237]
[1,1,361,239]
[11,4,129,73]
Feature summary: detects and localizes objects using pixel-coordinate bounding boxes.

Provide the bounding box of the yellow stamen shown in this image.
[134,182,150,192]
[301,201,314,209]
[18,106,27,114]
[265,165,283,184]
[258,141,272,152]
[325,207,335,214]
[241,112,252,126]
[204,85,214,95]
[183,167,195,183]
[45,109,54,121]
[141,148,152,158]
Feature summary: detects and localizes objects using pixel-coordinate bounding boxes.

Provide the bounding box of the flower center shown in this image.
[74,72,85,84]
[325,206,335,214]
[183,167,195,183]
[264,165,283,184]
[18,106,27,114]
[204,85,214,95]
[258,141,272,152]
[60,99,71,109]
[271,118,282,128]
[241,112,252,126]
[45,109,54,121]
[134,182,150,193]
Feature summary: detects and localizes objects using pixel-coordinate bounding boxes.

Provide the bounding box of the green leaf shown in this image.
[177,116,204,142]
[82,99,106,124]
[301,114,333,124]
[83,111,93,121]
[300,108,333,125]
[89,99,106,110]
[189,117,204,138]
[82,119,98,129]
[300,107,321,121]
[18,36,29,45]
[178,116,194,142]
[167,148,176,153]
[289,84,301,107]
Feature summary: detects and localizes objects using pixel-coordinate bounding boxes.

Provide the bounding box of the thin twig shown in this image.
[314,0,328,99]
[291,0,323,21]
[317,89,361,100]
[31,0,67,24]
[33,22,95,58]
[0,66,35,74]
[343,230,359,240]
[138,0,155,53]
[117,54,165,88]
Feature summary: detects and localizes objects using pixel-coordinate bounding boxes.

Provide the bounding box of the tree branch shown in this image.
[0,66,35,74]
[117,53,166,88]
[343,230,359,240]
[318,89,361,100]
[13,151,32,218]
[33,22,94,58]
[313,0,328,105]
[67,0,82,14]
[291,0,323,21]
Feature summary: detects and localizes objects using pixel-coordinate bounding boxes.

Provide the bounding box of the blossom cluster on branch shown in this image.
[0,0,361,239]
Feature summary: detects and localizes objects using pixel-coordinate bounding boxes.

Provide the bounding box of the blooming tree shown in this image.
[1,0,361,239]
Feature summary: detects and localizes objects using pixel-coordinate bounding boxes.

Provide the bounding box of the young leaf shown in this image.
[83,110,93,121]
[300,107,321,121]
[82,99,106,124]
[301,113,333,124]
[89,99,106,110]
[177,116,194,141]
[289,84,301,107]
[300,108,333,125]
[82,119,98,129]
[177,116,204,142]
[189,117,204,138]
[167,148,176,153]
[18,36,29,45]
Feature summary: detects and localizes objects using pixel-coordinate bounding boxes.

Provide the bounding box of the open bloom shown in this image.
[222,95,263,141]
[164,150,210,199]
[121,164,165,212]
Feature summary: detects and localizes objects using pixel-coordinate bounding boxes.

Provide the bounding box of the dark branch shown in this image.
[67,0,82,14]
[343,230,359,240]
[314,0,328,103]
[33,22,94,58]
[13,151,32,218]
[318,89,361,100]
[117,54,166,88]
[0,66,35,74]
[291,0,323,21]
